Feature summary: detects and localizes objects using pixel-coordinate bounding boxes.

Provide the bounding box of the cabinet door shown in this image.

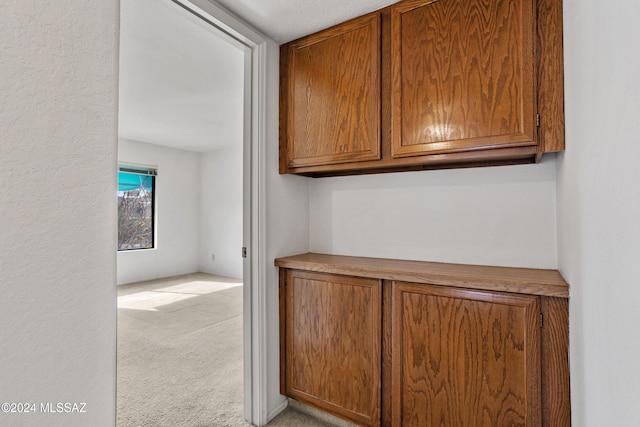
[283,14,381,169]
[391,0,537,157]
[391,282,541,426]
[283,270,382,426]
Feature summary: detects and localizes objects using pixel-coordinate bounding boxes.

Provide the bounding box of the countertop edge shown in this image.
[275,253,570,298]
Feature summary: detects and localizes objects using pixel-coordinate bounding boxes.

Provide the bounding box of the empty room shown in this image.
[116,0,246,424]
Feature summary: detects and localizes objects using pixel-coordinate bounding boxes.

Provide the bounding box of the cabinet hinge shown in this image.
[536,113,541,128]
[540,312,544,328]
[242,247,247,258]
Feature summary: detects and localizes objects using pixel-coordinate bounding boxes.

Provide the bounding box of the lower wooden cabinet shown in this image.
[391,282,540,426]
[281,270,382,426]
[277,253,570,427]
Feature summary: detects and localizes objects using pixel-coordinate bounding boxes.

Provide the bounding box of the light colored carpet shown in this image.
[117,273,337,427]
[117,273,247,427]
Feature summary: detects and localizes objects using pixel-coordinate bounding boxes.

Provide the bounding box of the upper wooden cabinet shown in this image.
[390,0,536,157]
[280,0,565,177]
[281,14,381,169]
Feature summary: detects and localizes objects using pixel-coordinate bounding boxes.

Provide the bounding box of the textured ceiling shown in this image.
[214,0,400,44]
[119,0,244,152]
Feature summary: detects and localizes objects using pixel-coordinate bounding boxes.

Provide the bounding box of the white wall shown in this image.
[310,158,558,269]
[118,139,201,285]
[264,39,311,419]
[558,0,640,425]
[199,145,244,279]
[0,1,118,426]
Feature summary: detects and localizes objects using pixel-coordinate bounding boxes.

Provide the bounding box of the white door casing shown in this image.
[169,0,269,424]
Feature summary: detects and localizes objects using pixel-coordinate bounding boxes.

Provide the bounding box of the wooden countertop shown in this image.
[275,253,569,298]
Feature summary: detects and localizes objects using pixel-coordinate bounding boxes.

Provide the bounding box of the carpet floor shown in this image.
[117,273,336,427]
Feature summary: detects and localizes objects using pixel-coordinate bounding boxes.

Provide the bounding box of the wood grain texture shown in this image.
[275,253,570,298]
[279,268,287,395]
[537,0,565,152]
[279,0,565,176]
[381,280,393,427]
[285,145,539,176]
[284,14,381,169]
[391,282,541,426]
[391,0,537,157]
[288,5,541,177]
[380,8,393,172]
[284,270,382,426]
[541,297,571,426]
[279,44,291,174]
[278,256,571,425]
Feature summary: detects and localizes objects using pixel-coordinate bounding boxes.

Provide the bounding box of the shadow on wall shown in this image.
[309,156,558,269]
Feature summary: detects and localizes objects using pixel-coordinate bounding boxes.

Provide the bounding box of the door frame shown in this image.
[170,1,269,424]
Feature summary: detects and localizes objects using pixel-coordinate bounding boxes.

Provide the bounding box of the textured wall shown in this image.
[310,159,558,269]
[117,139,201,285]
[558,0,640,424]
[0,1,118,426]
[264,39,311,420]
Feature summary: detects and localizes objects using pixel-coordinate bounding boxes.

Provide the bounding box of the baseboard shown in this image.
[265,397,288,424]
[287,399,358,427]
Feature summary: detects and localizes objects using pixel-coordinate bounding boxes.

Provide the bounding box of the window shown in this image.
[118,165,156,251]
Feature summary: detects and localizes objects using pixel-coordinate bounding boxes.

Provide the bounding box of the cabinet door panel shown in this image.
[285,15,381,168]
[391,282,541,426]
[391,0,537,157]
[284,270,382,426]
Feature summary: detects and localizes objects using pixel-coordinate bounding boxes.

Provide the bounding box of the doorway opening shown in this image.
[116,0,265,424]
